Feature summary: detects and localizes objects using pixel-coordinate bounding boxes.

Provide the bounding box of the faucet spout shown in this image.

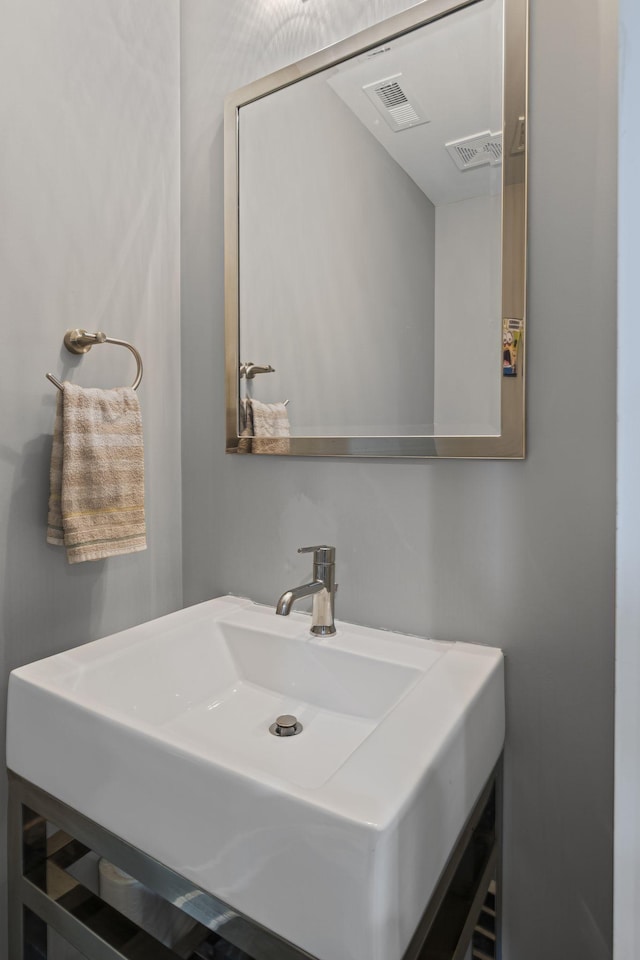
[276,580,324,616]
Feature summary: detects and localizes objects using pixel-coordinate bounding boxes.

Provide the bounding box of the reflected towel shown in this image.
[250,399,290,455]
[47,383,147,563]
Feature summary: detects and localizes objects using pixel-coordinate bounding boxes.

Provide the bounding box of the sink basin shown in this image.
[7,595,504,960]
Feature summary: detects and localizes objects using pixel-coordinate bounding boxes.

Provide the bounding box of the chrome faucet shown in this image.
[276,545,337,636]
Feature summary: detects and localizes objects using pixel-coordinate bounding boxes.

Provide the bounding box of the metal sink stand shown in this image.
[8,763,501,960]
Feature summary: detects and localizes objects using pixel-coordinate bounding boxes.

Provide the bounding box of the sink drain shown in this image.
[269,714,303,737]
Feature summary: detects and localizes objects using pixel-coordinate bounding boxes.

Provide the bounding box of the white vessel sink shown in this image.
[7,595,504,960]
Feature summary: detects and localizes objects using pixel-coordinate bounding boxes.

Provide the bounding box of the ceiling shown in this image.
[326,0,503,207]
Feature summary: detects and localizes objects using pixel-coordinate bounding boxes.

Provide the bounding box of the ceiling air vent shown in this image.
[363,74,429,132]
[446,131,503,171]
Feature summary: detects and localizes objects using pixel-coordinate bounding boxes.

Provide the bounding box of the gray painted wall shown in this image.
[0,0,182,952]
[181,3,616,960]
[433,194,502,433]
[615,0,639,954]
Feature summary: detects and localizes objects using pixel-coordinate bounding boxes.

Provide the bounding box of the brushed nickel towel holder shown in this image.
[240,361,289,405]
[46,328,143,391]
[240,361,275,380]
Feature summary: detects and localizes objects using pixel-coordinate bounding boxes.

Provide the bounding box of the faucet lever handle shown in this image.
[298,545,335,563]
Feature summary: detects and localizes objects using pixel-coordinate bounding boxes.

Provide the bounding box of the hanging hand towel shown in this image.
[250,399,290,455]
[47,383,147,563]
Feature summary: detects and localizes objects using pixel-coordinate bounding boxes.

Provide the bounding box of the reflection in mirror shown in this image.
[225,0,527,457]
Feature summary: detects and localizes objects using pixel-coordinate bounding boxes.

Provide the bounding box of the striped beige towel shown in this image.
[251,399,290,455]
[47,383,147,563]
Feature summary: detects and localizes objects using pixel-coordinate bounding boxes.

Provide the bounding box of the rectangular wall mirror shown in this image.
[225,0,527,458]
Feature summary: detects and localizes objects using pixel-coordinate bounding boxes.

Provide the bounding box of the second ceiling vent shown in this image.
[446,131,503,171]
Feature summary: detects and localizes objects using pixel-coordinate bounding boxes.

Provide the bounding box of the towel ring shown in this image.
[46,329,143,391]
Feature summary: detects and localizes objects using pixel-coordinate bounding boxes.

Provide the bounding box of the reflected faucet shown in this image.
[276,545,337,636]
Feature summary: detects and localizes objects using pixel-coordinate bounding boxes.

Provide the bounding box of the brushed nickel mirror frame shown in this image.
[225,0,528,458]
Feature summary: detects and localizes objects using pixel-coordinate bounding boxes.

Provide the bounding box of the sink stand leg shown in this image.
[8,778,48,958]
